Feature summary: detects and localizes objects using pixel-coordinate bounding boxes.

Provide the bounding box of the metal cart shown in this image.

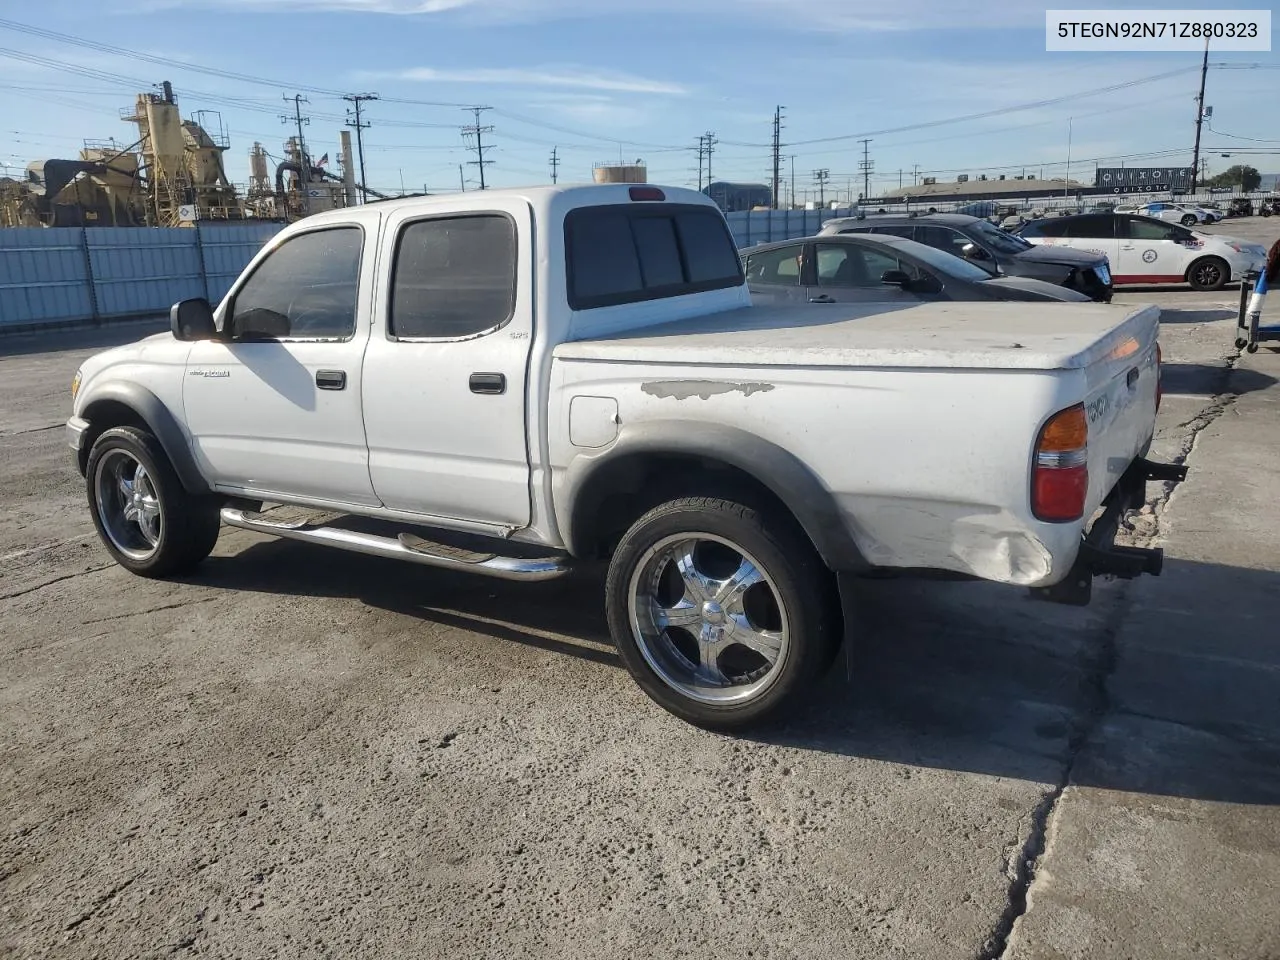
[1235,271,1280,354]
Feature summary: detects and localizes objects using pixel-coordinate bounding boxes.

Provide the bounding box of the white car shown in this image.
[1017,211,1266,290]
[1133,202,1212,227]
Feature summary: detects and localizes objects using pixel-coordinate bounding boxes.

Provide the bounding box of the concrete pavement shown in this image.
[2,247,1279,958]
[1006,344,1280,960]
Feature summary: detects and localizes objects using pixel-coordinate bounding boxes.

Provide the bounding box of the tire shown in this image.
[86,426,221,577]
[1180,214,1198,227]
[1187,256,1229,292]
[604,496,841,731]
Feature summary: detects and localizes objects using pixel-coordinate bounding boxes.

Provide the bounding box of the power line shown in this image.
[0,16,472,108]
[462,106,494,190]
[343,92,378,203]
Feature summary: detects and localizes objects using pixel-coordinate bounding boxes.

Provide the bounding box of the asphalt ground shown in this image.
[2,216,1278,959]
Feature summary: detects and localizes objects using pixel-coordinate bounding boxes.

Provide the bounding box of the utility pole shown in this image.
[813,168,830,208]
[459,164,466,192]
[771,105,784,209]
[858,138,873,202]
[912,163,920,186]
[462,106,494,190]
[703,131,716,188]
[343,92,378,203]
[549,146,560,184]
[789,154,795,209]
[1191,37,1209,183]
[281,94,310,215]
[1065,116,1073,198]
[696,135,706,191]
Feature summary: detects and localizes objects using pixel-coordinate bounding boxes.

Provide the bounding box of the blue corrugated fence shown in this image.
[0,222,282,330]
[5,208,865,330]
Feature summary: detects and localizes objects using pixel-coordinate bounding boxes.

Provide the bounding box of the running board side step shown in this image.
[219,509,572,582]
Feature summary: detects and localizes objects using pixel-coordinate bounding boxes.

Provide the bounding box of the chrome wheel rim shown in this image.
[94,450,163,560]
[628,533,789,705]
[1193,262,1222,287]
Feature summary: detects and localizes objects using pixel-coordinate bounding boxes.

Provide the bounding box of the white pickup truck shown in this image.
[67,184,1184,729]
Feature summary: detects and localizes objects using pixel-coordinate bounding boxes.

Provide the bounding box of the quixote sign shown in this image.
[1094,166,1195,193]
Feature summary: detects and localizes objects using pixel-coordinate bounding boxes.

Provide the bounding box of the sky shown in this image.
[1,0,1277,202]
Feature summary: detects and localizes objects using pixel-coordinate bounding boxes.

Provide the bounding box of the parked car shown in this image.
[820,212,1114,301]
[1133,201,1213,226]
[67,183,1180,729]
[1015,212,1266,290]
[742,233,1092,304]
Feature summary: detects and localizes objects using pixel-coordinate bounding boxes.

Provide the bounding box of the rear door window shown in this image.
[389,214,517,339]
[565,203,742,310]
[744,244,803,286]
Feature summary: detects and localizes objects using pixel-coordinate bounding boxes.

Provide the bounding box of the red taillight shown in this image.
[1032,404,1089,523]
[629,186,665,201]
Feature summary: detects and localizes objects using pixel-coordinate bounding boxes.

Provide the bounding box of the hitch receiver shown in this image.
[1031,456,1186,606]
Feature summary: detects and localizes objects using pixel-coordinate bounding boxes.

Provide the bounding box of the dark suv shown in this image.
[819,212,1114,302]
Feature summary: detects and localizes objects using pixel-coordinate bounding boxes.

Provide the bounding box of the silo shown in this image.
[592,162,647,184]
[144,95,186,184]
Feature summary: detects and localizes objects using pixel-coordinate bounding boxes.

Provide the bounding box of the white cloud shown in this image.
[132,0,1054,29]
[373,66,686,95]
[171,0,479,10]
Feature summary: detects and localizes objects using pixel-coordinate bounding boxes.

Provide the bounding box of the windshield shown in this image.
[969,219,1034,253]
[897,239,1003,281]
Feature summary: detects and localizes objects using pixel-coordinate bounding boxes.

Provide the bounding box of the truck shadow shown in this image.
[188,540,1280,807]
[1151,307,1237,325]
[1161,361,1277,395]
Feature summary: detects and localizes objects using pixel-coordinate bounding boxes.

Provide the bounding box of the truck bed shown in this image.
[556,301,1160,372]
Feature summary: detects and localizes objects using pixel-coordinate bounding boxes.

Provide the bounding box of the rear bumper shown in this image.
[1030,456,1187,605]
[1067,264,1114,302]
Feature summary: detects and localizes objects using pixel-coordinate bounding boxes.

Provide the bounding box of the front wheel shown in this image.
[1187,256,1229,292]
[604,496,841,730]
[86,426,222,577]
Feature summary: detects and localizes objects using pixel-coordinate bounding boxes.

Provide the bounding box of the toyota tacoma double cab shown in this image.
[67,184,1183,729]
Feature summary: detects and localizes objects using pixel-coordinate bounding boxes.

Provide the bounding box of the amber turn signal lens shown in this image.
[1037,404,1087,452]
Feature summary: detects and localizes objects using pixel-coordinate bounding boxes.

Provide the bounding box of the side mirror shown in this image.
[961,243,991,261]
[170,298,217,341]
[880,269,912,286]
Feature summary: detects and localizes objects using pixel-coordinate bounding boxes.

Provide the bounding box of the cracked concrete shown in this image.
[2,224,1279,958]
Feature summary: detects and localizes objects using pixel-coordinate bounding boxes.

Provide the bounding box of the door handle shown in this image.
[809,295,836,303]
[469,372,506,395]
[1127,367,1140,390]
[316,369,346,390]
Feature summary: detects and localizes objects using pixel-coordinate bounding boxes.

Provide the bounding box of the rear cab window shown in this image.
[564,203,743,310]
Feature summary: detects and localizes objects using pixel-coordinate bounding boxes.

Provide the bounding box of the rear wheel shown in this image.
[604,496,841,730]
[1180,214,1198,227]
[1187,256,1228,292]
[86,426,221,577]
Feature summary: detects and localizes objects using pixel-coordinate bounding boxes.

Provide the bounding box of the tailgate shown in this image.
[1079,308,1161,516]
